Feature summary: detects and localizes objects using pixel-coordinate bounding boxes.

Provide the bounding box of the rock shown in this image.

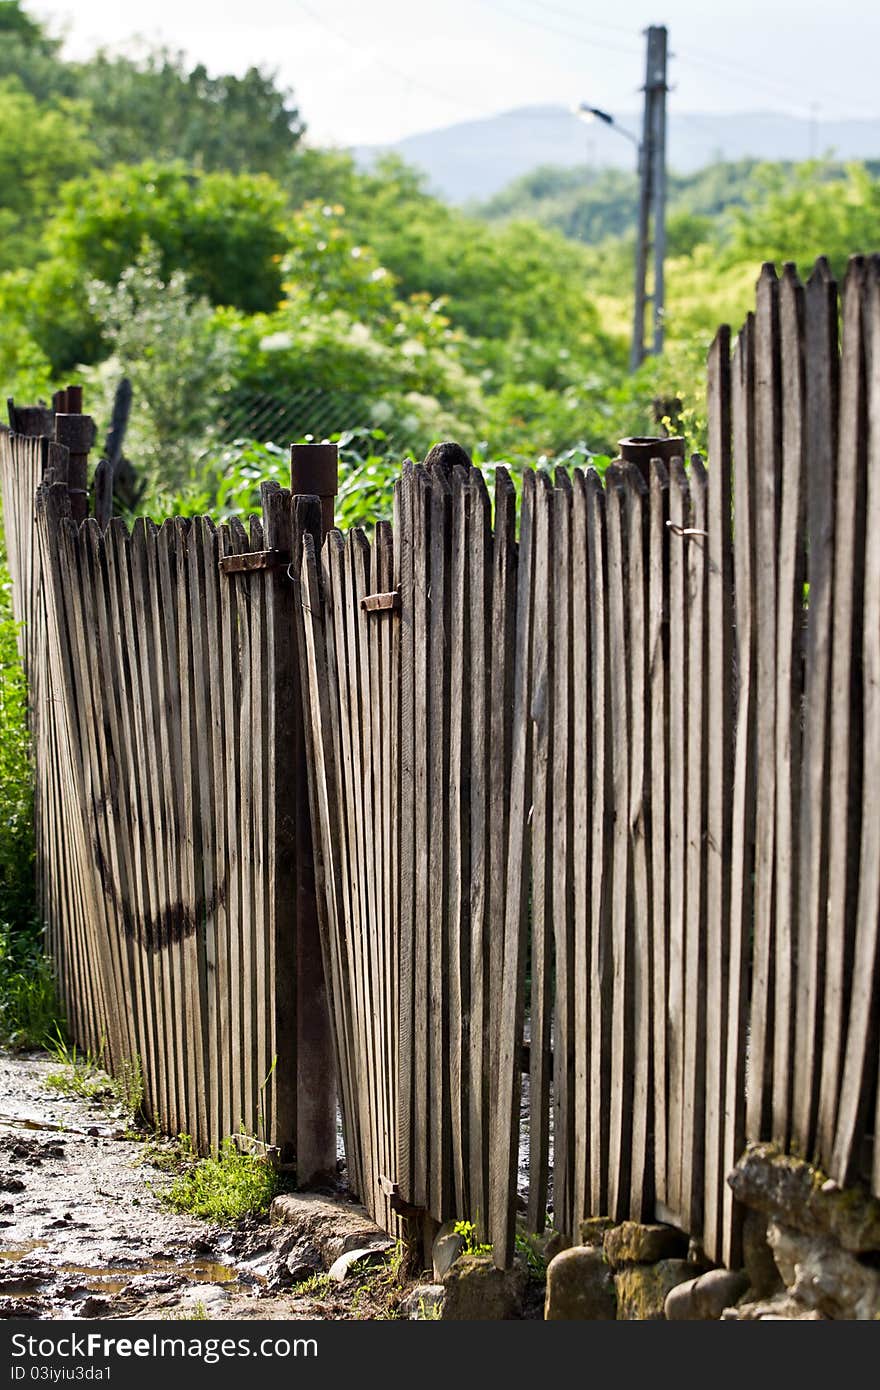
[270,1192,391,1268]
[328,1246,390,1283]
[615,1259,693,1319]
[440,1254,527,1320]
[285,1243,322,1283]
[741,1208,783,1298]
[579,1216,616,1248]
[544,1246,616,1320]
[400,1283,445,1319]
[663,1275,699,1320]
[722,1293,826,1320]
[767,1222,880,1319]
[545,1229,570,1260]
[728,1142,880,1253]
[76,1296,110,1318]
[432,1221,464,1281]
[665,1267,749,1320]
[603,1221,689,1268]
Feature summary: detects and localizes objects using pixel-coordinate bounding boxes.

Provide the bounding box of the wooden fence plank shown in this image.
[624,462,651,1221]
[704,327,734,1261]
[793,258,839,1157]
[832,254,880,1190]
[349,527,385,1224]
[486,468,517,1231]
[723,314,757,1267]
[176,516,208,1151]
[819,256,868,1172]
[412,468,430,1211]
[106,519,162,1128]
[748,263,782,1144]
[771,266,807,1150]
[322,531,366,1199]
[550,468,574,1237]
[395,464,416,1204]
[570,469,591,1227]
[427,469,452,1220]
[447,467,471,1215]
[467,468,493,1234]
[681,456,708,1236]
[648,458,670,1213]
[491,468,535,1266]
[665,457,690,1223]
[527,470,553,1234]
[605,464,633,1220]
[585,467,611,1217]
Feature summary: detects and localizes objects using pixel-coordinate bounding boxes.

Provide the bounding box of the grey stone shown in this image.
[666,1267,749,1319]
[603,1221,689,1268]
[440,1254,527,1320]
[544,1246,616,1320]
[728,1142,880,1253]
[615,1259,693,1319]
[767,1222,880,1320]
[327,1246,390,1283]
[432,1222,464,1281]
[400,1283,445,1319]
[742,1208,783,1298]
[722,1293,827,1320]
[663,1276,699,1320]
[270,1192,391,1267]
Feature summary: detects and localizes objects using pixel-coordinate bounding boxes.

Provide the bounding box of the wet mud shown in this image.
[0,1051,370,1321]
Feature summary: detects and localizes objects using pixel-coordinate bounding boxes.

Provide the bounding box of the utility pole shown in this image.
[630,24,668,372]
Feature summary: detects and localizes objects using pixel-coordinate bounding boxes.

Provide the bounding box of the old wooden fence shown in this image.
[299,254,880,1268]
[2,253,879,1270]
[1,412,336,1177]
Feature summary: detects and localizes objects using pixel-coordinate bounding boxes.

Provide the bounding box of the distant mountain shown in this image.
[353,105,880,204]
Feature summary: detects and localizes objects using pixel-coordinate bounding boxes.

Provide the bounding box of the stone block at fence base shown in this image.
[579,1216,616,1249]
[544,1246,616,1320]
[400,1284,445,1319]
[269,1192,390,1268]
[727,1142,880,1253]
[741,1208,784,1299]
[664,1267,750,1320]
[603,1221,689,1268]
[615,1259,693,1319]
[440,1254,527,1320]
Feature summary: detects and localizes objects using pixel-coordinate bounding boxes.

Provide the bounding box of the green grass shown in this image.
[291,1271,332,1299]
[44,1030,113,1099]
[160,1136,281,1221]
[0,922,61,1048]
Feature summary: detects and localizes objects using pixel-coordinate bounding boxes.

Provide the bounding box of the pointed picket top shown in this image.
[807,255,835,290]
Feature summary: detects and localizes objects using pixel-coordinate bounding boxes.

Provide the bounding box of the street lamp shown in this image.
[575,103,640,150]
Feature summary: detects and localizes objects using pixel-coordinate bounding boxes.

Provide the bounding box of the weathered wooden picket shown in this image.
[299,254,880,1269]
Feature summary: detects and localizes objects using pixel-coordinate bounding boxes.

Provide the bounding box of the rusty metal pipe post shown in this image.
[54,386,96,524]
[618,434,685,486]
[290,443,339,539]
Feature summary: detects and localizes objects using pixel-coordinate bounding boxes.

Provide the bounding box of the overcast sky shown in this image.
[33,0,880,146]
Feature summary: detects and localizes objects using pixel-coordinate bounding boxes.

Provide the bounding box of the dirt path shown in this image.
[0,1049,381,1321]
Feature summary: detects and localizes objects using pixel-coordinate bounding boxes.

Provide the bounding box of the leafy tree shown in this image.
[86,242,233,496]
[13,162,289,372]
[0,81,95,270]
[73,51,304,178]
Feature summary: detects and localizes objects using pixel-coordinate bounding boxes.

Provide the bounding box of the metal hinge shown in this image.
[219,548,290,575]
[361,590,400,613]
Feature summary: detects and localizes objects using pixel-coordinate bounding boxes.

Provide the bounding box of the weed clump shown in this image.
[161,1137,281,1221]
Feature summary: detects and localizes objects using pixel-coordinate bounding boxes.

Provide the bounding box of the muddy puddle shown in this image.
[0,1049,360,1321]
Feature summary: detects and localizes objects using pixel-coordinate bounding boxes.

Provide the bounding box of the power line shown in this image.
[475,0,644,59]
